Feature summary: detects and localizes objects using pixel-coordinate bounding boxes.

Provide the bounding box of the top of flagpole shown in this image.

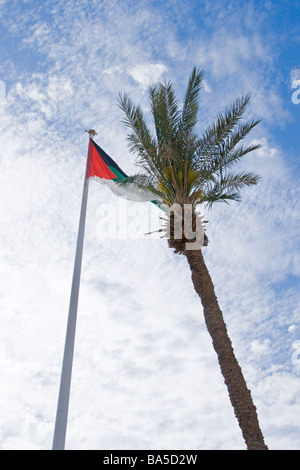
[85,129,97,140]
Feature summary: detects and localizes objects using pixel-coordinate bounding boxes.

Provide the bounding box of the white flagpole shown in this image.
[52,130,96,450]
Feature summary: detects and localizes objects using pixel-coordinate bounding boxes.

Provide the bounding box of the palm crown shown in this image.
[118,67,261,209]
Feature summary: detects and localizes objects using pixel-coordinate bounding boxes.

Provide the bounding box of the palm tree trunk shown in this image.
[184,249,268,450]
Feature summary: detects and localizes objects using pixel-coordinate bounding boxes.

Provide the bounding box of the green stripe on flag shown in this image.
[108,166,127,180]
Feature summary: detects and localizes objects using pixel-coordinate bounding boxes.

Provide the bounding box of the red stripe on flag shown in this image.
[86,139,117,180]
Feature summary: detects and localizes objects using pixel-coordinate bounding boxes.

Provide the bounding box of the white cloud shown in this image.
[289,325,297,333]
[250,339,271,356]
[202,79,212,93]
[128,63,168,88]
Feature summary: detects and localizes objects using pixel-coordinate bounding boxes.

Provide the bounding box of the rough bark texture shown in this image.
[184,249,268,450]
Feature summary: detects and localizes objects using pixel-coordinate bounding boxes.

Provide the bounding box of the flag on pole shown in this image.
[86,138,161,203]
[53,132,164,451]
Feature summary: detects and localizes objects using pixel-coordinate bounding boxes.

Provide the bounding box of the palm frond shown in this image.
[195,94,252,161]
[222,119,261,151]
[118,93,156,159]
[201,140,262,179]
[149,81,181,148]
[202,171,261,207]
[180,67,204,134]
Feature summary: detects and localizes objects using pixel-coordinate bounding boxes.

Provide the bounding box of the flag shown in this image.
[86,138,161,203]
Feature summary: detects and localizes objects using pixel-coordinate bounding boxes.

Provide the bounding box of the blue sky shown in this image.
[0,0,299,450]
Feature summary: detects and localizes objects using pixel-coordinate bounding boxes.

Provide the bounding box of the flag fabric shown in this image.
[86,138,161,203]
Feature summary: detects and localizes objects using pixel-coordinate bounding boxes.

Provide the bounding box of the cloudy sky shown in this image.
[0,0,299,451]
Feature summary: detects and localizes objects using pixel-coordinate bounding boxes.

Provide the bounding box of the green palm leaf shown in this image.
[195,94,253,161]
[180,67,204,134]
[118,92,156,160]
[202,171,261,207]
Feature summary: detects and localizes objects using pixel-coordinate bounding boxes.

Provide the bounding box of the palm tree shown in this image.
[118,67,268,450]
